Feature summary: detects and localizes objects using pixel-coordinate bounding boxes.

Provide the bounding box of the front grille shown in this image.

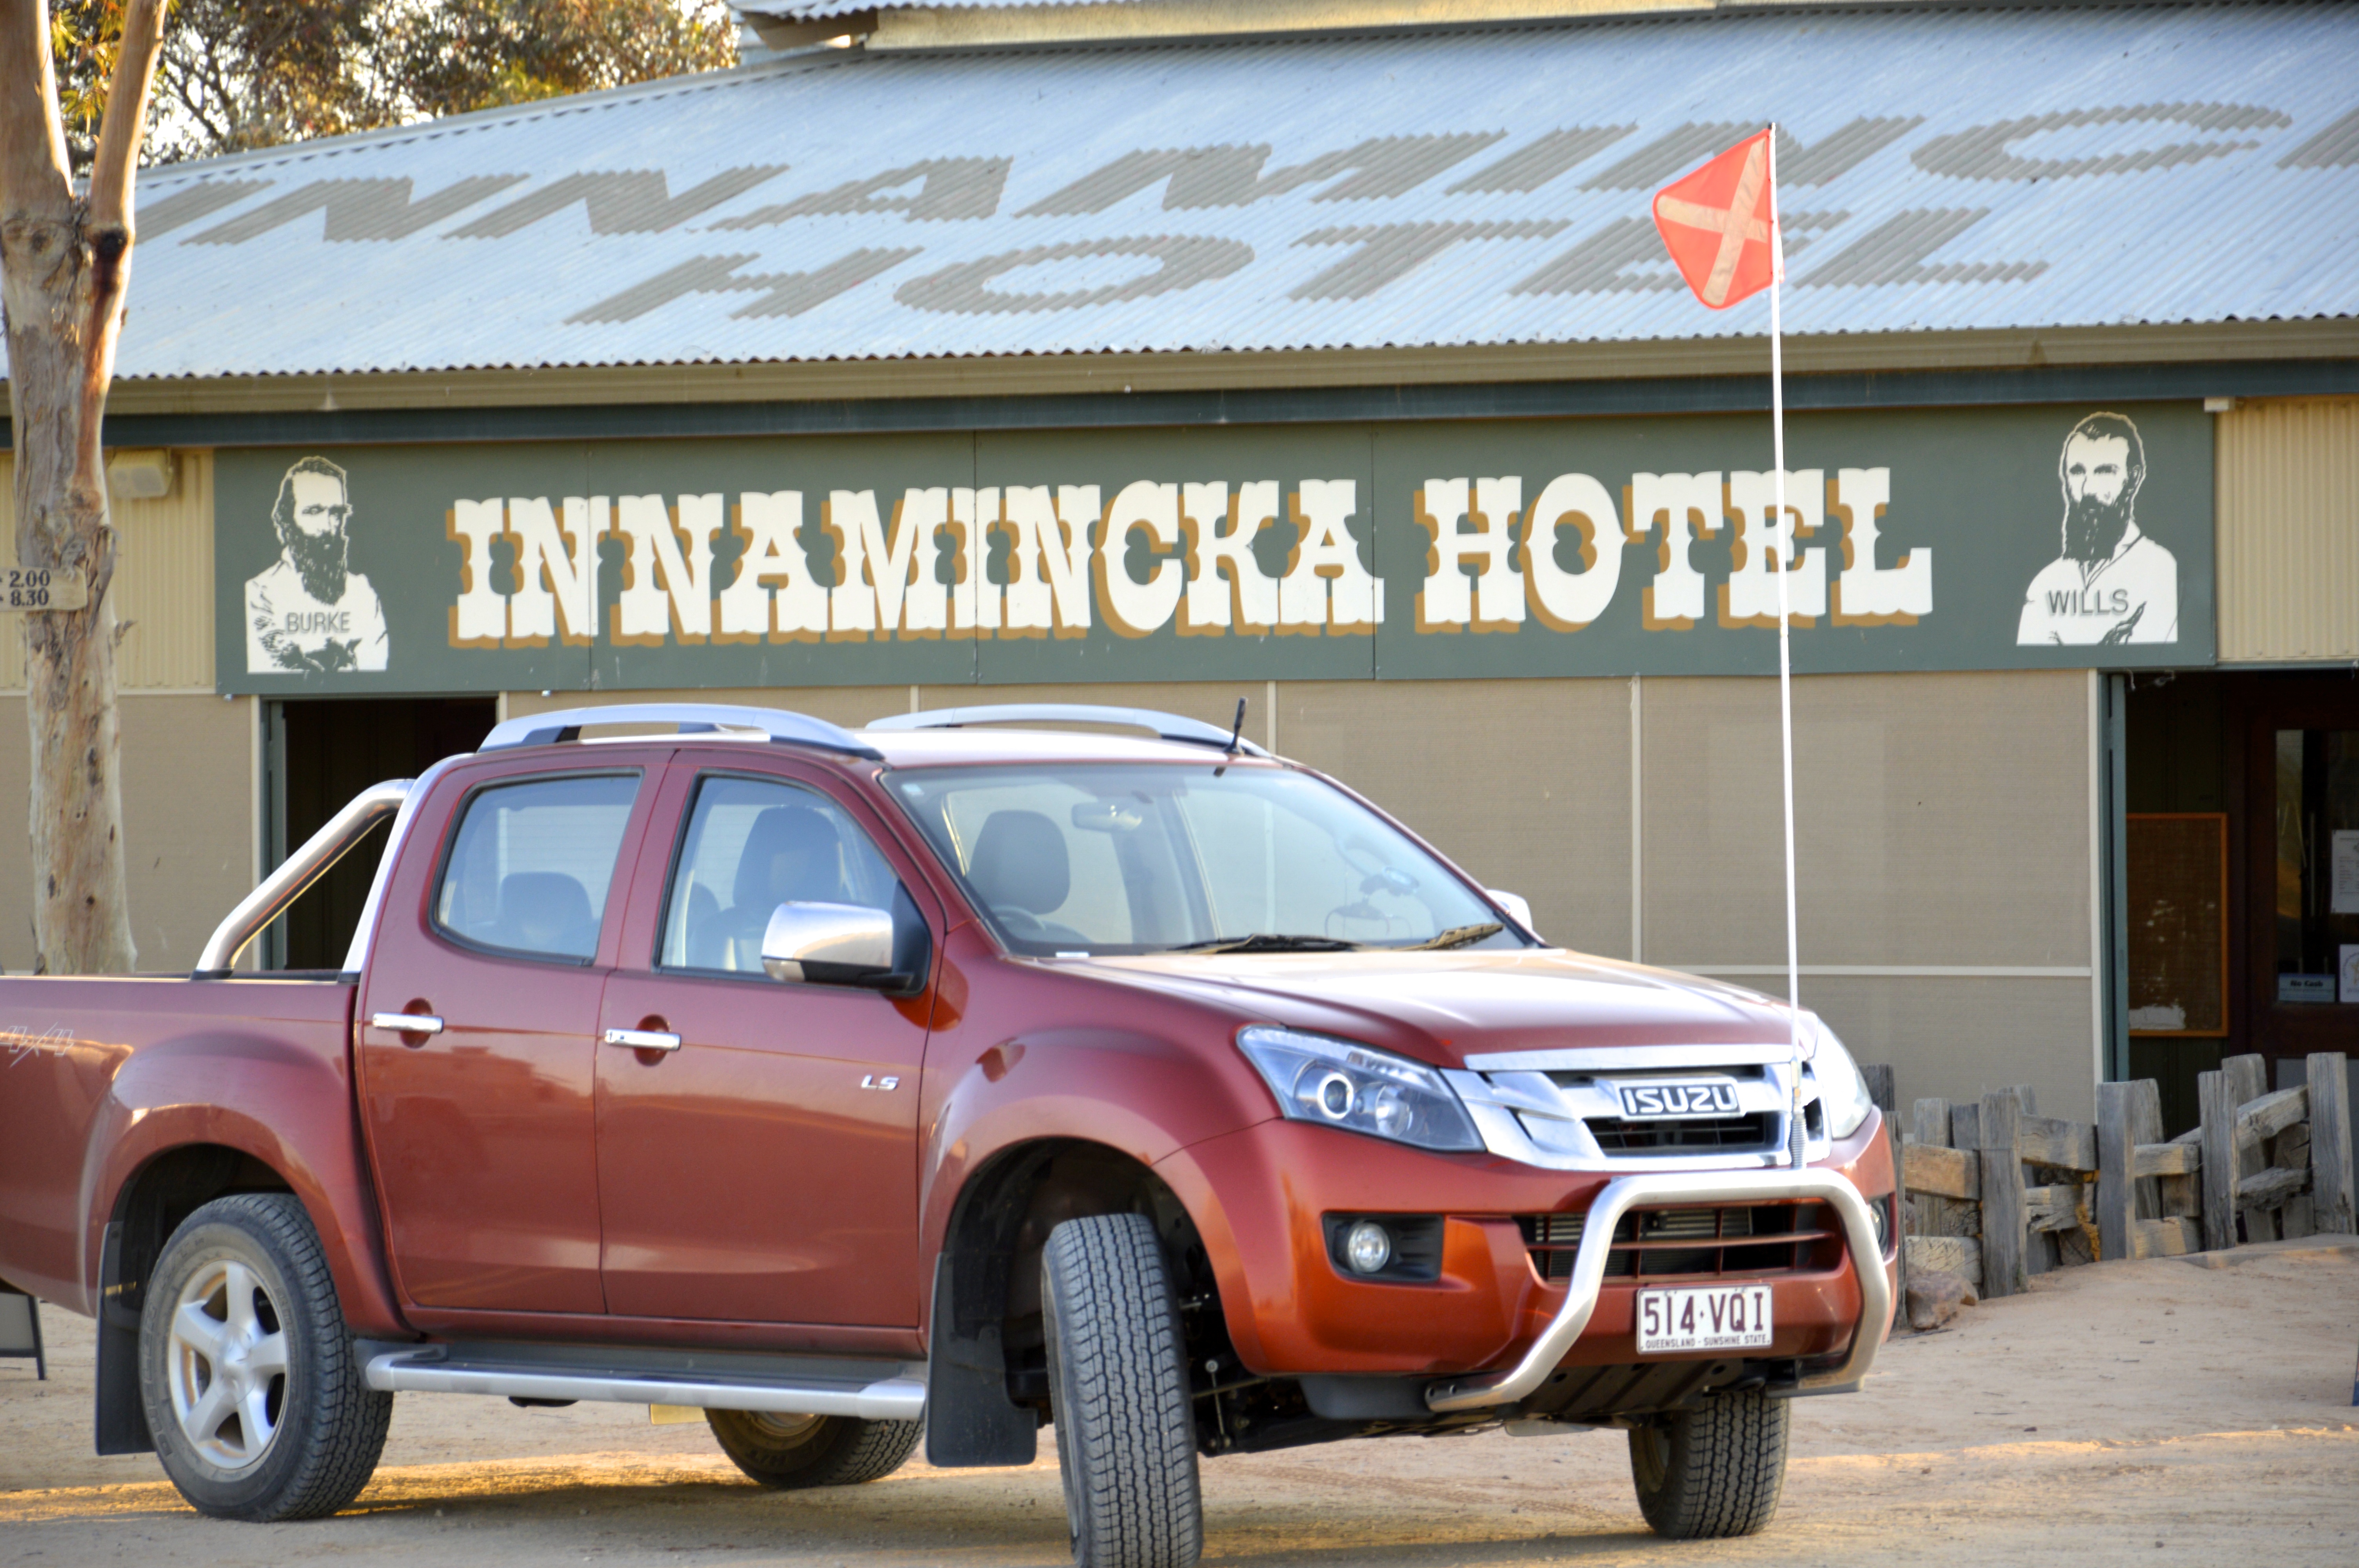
[1518,1203,1842,1282]
[1586,1112,1779,1152]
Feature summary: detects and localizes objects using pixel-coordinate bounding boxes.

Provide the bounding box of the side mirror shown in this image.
[1486,889,1537,937]
[762,901,896,987]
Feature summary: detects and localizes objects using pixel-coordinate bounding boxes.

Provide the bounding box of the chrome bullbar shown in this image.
[1423,1168,1891,1414]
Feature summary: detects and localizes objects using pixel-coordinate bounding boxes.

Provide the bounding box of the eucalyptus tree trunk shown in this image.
[0,0,167,973]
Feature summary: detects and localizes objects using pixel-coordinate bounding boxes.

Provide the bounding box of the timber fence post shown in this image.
[2127,1078,2167,1220]
[2097,1081,2135,1264]
[2308,1052,2355,1235]
[2198,1069,2237,1252]
[2010,1085,2060,1276]
[1979,1090,2026,1297]
[2223,1054,2274,1242]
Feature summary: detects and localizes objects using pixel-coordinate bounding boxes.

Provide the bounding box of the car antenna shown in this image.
[1216,696,1247,775]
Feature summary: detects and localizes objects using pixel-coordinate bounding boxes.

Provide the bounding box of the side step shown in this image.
[358,1339,926,1422]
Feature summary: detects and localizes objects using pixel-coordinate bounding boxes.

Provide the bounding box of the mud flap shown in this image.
[923,1251,1037,1468]
[95,1223,155,1455]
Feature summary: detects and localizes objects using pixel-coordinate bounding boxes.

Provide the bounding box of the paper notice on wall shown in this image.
[2343,945,2359,1005]
[2336,831,2359,914]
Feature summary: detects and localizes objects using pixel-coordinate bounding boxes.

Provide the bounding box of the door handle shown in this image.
[603,1027,681,1053]
[370,1012,445,1035]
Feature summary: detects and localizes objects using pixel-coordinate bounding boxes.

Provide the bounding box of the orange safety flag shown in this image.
[1652,127,1779,310]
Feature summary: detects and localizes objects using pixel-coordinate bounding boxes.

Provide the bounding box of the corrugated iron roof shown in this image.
[32,1,2359,383]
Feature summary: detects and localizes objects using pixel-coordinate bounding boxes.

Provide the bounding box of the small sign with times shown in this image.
[3,567,88,612]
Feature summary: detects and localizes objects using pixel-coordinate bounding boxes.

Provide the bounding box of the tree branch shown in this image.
[0,0,73,218]
[88,0,171,234]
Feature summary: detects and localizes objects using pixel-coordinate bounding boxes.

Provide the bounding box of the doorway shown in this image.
[2126,669,2359,1132]
[2242,677,2359,1073]
[262,698,498,970]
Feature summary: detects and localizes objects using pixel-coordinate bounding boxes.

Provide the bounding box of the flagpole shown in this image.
[1767,126,1805,1169]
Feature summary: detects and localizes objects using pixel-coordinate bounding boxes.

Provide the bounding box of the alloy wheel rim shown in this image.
[166,1258,289,1470]
[746,1412,825,1443]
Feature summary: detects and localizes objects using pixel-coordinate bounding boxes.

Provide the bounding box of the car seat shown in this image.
[967,809,1087,944]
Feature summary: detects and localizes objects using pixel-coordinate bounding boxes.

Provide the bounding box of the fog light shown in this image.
[1345,1220,1392,1274]
[1869,1194,1890,1254]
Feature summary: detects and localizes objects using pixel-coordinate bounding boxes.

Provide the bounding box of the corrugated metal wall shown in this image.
[2216,397,2359,662]
[0,449,216,690]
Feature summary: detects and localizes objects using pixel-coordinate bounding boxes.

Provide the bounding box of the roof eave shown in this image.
[60,319,2359,419]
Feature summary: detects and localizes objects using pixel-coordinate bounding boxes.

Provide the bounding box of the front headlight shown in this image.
[1236,1025,1483,1152]
[1807,1022,1876,1142]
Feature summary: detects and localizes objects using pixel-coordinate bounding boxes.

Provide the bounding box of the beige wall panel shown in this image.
[0,449,215,690]
[0,693,253,974]
[2216,396,2359,662]
[1642,671,2090,969]
[1718,973,2095,1125]
[1275,679,1632,960]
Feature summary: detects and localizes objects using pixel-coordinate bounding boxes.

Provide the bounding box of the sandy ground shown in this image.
[4,1238,2355,1567]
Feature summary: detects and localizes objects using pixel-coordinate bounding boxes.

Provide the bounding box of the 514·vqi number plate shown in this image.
[1635,1284,1773,1354]
[3,567,88,612]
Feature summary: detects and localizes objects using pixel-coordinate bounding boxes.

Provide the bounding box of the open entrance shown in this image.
[262,697,498,970]
[2126,670,2359,1133]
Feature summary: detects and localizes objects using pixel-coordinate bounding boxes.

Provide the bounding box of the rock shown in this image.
[1906,1268,1977,1331]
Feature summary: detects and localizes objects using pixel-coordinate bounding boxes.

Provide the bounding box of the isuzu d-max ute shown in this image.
[0,702,1894,1564]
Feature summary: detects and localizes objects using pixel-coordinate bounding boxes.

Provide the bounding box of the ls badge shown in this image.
[860,1074,901,1092]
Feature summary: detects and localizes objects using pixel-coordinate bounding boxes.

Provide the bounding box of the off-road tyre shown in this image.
[138,1192,392,1521]
[705,1410,921,1488]
[1626,1386,1790,1539]
[1041,1211,1202,1568]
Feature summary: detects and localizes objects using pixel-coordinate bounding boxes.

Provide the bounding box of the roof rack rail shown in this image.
[480,704,883,760]
[867,703,1269,757]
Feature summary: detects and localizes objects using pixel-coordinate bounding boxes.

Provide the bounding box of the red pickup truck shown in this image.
[0,702,1893,1565]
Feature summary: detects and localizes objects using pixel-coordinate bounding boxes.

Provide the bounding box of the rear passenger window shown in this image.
[659,776,900,975]
[434,774,640,961]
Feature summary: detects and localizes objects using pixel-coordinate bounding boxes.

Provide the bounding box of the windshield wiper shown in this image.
[1167,933,1367,955]
[1401,922,1503,951]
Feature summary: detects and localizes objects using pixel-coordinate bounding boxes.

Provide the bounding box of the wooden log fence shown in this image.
[1887,1051,2354,1302]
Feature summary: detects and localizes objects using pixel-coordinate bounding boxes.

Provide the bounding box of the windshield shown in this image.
[887,763,1526,957]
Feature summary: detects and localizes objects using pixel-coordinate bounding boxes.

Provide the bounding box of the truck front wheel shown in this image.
[1041,1211,1202,1568]
[138,1193,392,1520]
[704,1410,920,1487]
[1626,1386,1790,1539]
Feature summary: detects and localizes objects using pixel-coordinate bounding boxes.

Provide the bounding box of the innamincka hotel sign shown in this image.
[215,401,2213,694]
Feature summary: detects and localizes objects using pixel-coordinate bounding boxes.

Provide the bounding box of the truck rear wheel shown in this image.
[138,1193,392,1521]
[1626,1386,1790,1539]
[1041,1212,1202,1568]
[705,1409,920,1488]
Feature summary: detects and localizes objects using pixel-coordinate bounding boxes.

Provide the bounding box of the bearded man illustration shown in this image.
[2015,412,2178,646]
[244,456,390,673]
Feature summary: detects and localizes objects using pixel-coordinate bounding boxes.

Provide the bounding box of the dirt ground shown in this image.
[4,1238,2355,1567]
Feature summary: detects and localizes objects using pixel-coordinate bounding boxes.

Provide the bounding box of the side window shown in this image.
[659,775,901,975]
[433,773,640,961]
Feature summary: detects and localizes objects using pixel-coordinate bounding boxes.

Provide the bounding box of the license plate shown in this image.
[1616,1078,1741,1118]
[1636,1285,1774,1353]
